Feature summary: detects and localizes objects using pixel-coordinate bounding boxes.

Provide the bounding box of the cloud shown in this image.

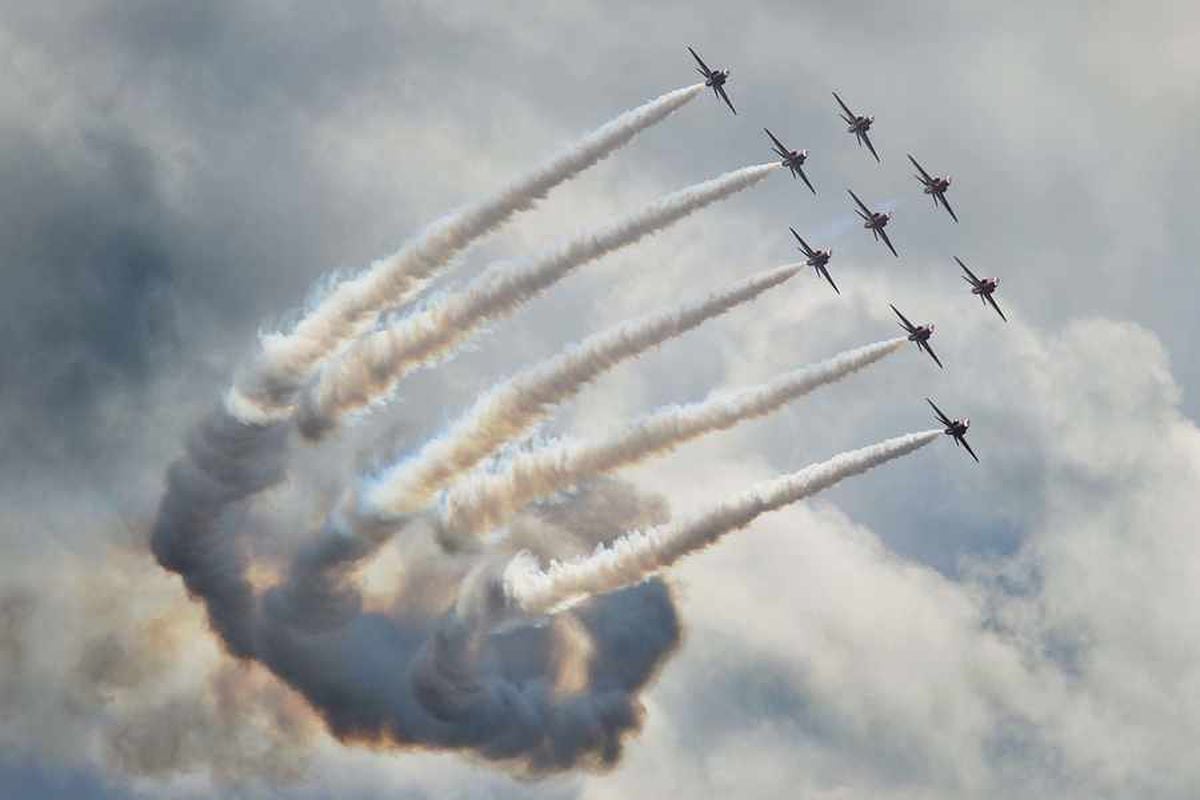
[4,1,1200,798]
[604,315,1200,799]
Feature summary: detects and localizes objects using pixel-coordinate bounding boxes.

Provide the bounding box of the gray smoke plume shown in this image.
[152,402,682,773]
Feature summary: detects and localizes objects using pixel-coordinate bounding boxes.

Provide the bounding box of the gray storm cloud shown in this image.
[150,86,925,774]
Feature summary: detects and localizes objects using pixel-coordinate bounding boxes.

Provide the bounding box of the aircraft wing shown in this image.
[818,264,840,294]
[955,256,981,284]
[688,46,712,76]
[764,128,788,155]
[832,91,856,119]
[921,340,944,369]
[847,189,871,216]
[960,436,980,462]
[877,224,899,257]
[926,397,952,426]
[907,154,933,182]
[860,130,881,163]
[797,166,816,195]
[715,84,737,115]
[890,303,915,331]
[790,227,812,254]
[938,192,959,223]
[986,293,1008,322]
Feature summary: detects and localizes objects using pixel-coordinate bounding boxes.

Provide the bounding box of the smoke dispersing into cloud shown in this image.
[143,95,871,771]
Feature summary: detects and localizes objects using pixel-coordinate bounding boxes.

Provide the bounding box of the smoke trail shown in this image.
[323,263,801,546]
[150,79,926,776]
[151,409,288,660]
[502,430,940,616]
[442,338,906,537]
[154,406,682,772]
[224,83,706,423]
[296,163,782,438]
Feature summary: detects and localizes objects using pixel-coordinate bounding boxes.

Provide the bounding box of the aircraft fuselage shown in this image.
[972,278,998,296]
[782,150,806,167]
[865,212,889,230]
[806,251,831,268]
[924,177,951,195]
[908,325,934,343]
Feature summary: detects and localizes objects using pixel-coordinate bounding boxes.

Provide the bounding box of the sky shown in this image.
[3,1,1200,797]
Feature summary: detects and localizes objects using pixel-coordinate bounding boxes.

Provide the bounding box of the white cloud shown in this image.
[567,313,1200,799]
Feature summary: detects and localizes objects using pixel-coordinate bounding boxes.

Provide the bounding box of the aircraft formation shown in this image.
[688,46,1005,462]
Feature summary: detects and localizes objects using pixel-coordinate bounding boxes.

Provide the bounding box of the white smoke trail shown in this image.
[503,430,940,615]
[339,263,801,533]
[442,337,906,537]
[296,163,783,438]
[224,83,706,424]
[154,76,936,773]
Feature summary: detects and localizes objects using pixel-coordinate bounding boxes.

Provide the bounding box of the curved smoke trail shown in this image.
[296,163,782,438]
[151,82,924,775]
[502,430,941,616]
[154,405,682,773]
[151,409,287,660]
[225,83,705,423]
[442,338,906,537]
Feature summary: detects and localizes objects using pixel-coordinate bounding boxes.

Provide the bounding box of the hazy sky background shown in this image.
[3,1,1200,797]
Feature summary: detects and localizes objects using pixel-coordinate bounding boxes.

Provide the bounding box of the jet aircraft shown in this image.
[928,397,978,462]
[688,47,736,115]
[833,91,879,162]
[765,128,815,194]
[789,227,837,293]
[891,304,943,368]
[957,257,1006,321]
[849,189,898,257]
[908,154,958,222]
